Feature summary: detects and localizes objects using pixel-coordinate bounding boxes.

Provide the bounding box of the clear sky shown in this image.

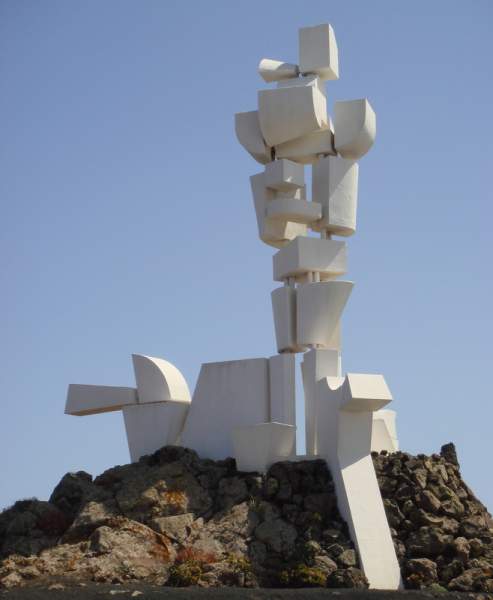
[1,1,492,512]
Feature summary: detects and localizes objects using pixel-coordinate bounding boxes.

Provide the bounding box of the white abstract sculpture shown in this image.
[66,21,402,591]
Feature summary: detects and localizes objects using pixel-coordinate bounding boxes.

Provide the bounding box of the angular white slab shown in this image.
[273,237,347,283]
[314,375,402,589]
[65,384,137,416]
[123,402,189,462]
[342,373,392,412]
[371,409,399,453]
[334,99,376,159]
[181,358,270,460]
[232,422,296,472]
[258,58,299,83]
[271,285,299,353]
[264,159,305,192]
[235,110,271,165]
[266,198,321,224]
[297,281,353,348]
[299,24,339,81]
[269,353,295,425]
[275,127,336,164]
[258,79,328,147]
[132,354,191,405]
[312,156,359,236]
[250,173,307,247]
[276,74,325,91]
[301,349,341,455]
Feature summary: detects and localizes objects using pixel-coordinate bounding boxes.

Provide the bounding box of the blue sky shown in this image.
[1,0,492,512]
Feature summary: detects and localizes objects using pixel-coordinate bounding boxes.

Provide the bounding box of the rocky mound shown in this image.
[0,444,491,594]
[374,443,493,593]
[0,447,365,590]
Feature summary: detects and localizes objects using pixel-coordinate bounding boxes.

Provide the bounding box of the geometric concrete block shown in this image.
[269,353,295,425]
[371,409,399,453]
[299,24,339,81]
[297,281,353,348]
[181,358,270,460]
[258,58,299,83]
[122,401,189,462]
[315,375,402,589]
[341,373,392,413]
[273,237,347,282]
[264,159,305,192]
[258,77,328,147]
[235,110,272,165]
[232,422,296,472]
[250,173,307,248]
[266,198,322,224]
[301,348,341,455]
[275,127,336,164]
[271,285,299,353]
[334,99,376,160]
[312,156,359,236]
[132,354,191,405]
[65,384,138,416]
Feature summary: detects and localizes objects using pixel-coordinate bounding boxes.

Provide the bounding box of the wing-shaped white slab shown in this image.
[235,110,271,165]
[258,76,328,146]
[258,58,299,83]
[342,373,392,412]
[65,384,137,416]
[132,354,191,405]
[299,24,339,81]
[334,99,376,159]
[275,127,335,164]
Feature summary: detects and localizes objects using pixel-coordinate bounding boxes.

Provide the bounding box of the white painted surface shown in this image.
[258,58,299,83]
[299,24,339,81]
[273,237,347,283]
[122,401,189,462]
[232,422,296,472]
[181,358,270,460]
[258,78,328,146]
[65,384,137,416]
[271,285,299,353]
[297,281,353,348]
[269,353,295,425]
[264,159,305,192]
[301,348,341,455]
[334,99,376,160]
[371,409,399,453]
[250,173,307,248]
[132,354,191,405]
[342,373,392,412]
[235,110,271,164]
[266,198,321,224]
[312,156,359,236]
[314,375,402,590]
[275,127,335,164]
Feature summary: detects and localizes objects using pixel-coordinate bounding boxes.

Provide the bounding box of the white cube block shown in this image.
[123,402,189,462]
[312,156,359,236]
[232,422,296,472]
[269,353,295,425]
[235,110,271,165]
[258,58,299,83]
[341,373,392,412]
[250,173,307,247]
[273,237,347,282]
[266,198,321,224]
[297,281,353,347]
[299,24,339,81]
[258,81,328,147]
[271,285,299,353]
[264,159,305,191]
[65,384,137,416]
[275,127,336,164]
[334,99,376,159]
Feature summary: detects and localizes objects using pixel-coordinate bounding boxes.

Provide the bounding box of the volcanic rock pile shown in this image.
[0,443,492,593]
